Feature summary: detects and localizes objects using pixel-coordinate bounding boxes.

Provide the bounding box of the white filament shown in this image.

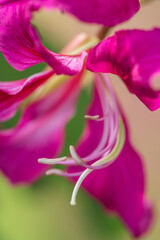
[38,156,67,165]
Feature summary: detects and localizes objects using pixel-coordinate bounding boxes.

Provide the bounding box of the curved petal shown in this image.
[53,0,140,27]
[68,85,153,237]
[87,28,160,110]
[0,0,140,27]
[0,72,82,183]
[0,0,54,9]
[0,2,86,75]
[0,70,53,121]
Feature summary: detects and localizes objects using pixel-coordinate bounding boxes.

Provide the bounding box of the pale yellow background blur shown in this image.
[33,1,160,239]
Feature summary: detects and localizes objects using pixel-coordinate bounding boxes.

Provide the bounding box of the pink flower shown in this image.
[0,0,157,237]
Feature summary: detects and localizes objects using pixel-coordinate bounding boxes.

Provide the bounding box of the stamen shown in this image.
[37,73,123,208]
[38,156,67,165]
[81,73,119,162]
[69,75,119,165]
[70,120,125,206]
[84,115,99,120]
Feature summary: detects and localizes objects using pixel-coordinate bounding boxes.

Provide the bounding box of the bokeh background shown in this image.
[0,1,160,239]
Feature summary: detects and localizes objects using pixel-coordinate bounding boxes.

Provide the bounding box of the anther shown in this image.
[84,115,99,120]
[38,156,67,165]
[45,169,64,176]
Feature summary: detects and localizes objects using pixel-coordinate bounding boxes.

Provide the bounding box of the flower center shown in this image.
[38,73,126,206]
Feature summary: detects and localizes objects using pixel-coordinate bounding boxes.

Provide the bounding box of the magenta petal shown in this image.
[0,3,43,70]
[0,0,14,4]
[0,73,81,184]
[0,0,140,26]
[0,2,86,75]
[53,0,140,27]
[68,87,153,237]
[87,28,160,110]
[38,48,87,76]
[80,138,152,237]
[0,70,53,121]
[0,0,54,9]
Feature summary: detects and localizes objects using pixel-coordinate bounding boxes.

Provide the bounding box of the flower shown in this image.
[0,0,158,237]
[0,67,153,237]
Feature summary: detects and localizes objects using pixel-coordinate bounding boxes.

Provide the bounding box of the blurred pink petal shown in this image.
[87,28,160,110]
[53,0,140,27]
[0,0,54,9]
[0,70,53,121]
[0,2,86,75]
[0,73,81,183]
[0,0,140,26]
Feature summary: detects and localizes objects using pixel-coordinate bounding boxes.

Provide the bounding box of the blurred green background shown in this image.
[0,1,160,240]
